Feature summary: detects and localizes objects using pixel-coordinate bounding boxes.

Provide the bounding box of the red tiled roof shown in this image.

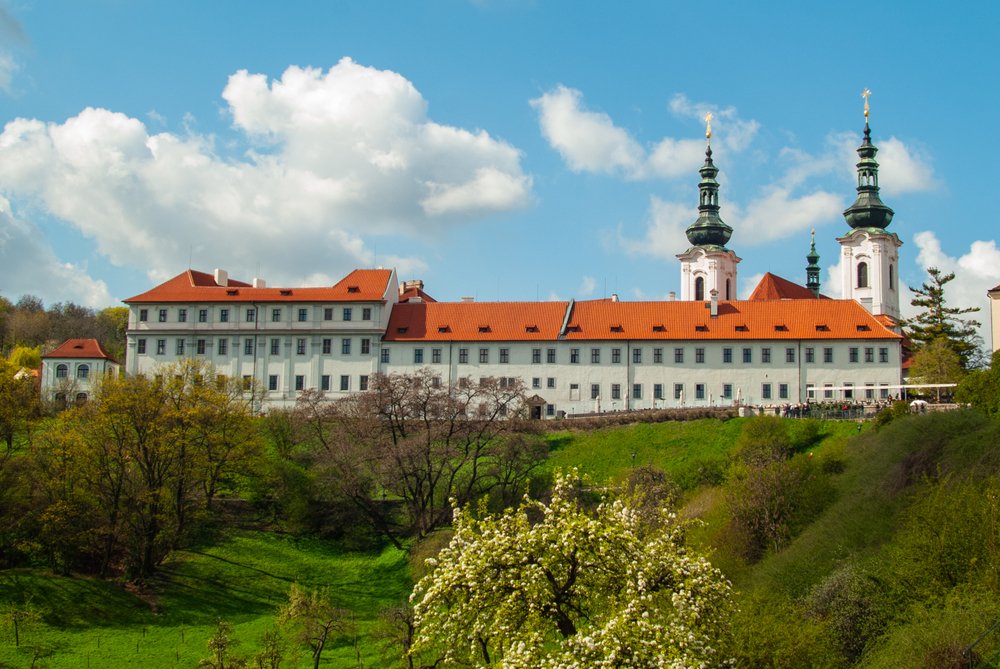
[747,273,823,301]
[989,284,1000,294]
[43,339,118,361]
[385,302,570,341]
[399,286,437,303]
[125,268,394,303]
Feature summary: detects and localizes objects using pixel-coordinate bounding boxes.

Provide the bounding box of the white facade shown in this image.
[989,285,1000,353]
[838,229,902,320]
[677,247,740,302]
[40,340,121,404]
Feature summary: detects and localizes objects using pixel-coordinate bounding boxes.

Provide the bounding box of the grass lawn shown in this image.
[0,531,411,668]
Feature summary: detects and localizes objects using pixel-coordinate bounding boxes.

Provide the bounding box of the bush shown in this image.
[727,591,842,669]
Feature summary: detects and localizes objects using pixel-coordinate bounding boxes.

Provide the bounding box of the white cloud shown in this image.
[531,86,757,181]
[0,52,16,94]
[910,230,1000,346]
[578,276,597,297]
[876,137,936,196]
[739,273,764,300]
[618,196,694,260]
[0,197,113,307]
[0,58,531,289]
[728,187,844,245]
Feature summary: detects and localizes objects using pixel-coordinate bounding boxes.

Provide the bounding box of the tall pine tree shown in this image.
[902,267,983,369]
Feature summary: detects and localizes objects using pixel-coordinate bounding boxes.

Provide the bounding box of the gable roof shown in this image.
[989,284,1000,294]
[43,339,118,362]
[125,268,394,304]
[747,272,823,301]
[385,301,569,341]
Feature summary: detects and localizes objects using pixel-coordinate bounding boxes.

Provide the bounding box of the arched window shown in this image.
[76,364,90,379]
[888,263,895,290]
[725,278,732,301]
[857,262,869,289]
[56,363,68,378]
[75,392,88,404]
[694,276,705,301]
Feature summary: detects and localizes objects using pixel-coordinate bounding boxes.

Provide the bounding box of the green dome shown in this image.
[686,146,733,247]
[843,124,894,230]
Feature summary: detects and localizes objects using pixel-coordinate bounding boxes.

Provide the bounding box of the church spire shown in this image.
[685,112,733,247]
[806,228,821,297]
[843,89,895,230]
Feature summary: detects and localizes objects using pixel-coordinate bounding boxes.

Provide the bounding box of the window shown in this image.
[674,348,684,364]
[77,364,90,379]
[674,383,684,400]
[220,308,229,323]
[786,347,795,363]
[158,309,168,322]
[742,348,752,363]
[654,383,664,400]
[865,347,874,363]
[633,348,642,364]
[532,377,541,389]
[500,348,509,364]
[880,384,890,399]
[137,339,146,355]
[762,347,771,363]
[241,375,253,390]
[723,347,732,364]
[612,348,621,364]
[889,264,895,290]
[296,375,306,391]
[414,348,424,364]
[695,347,705,364]
[879,347,889,363]
[362,308,372,320]
[432,348,442,364]
[245,338,255,355]
[546,404,555,417]
[56,363,68,378]
[857,261,869,288]
[268,375,278,391]
[139,308,148,322]
[245,308,256,322]
[321,375,331,391]
[324,307,333,321]
[272,308,282,322]
[176,339,185,355]
[805,347,815,363]
[807,383,815,400]
[695,275,705,301]
[271,338,281,355]
[611,384,621,400]
[591,348,601,364]
[296,338,307,355]
[339,375,349,391]
[824,347,834,363]
[322,338,331,354]
[380,348,390,363]
[357,338,368,355]
[653,347,663,364]
[218,338,227,355]
[342,308,352,321]
[298,308,309,322]
[532,348,542,364]
[695,383,705,400]
[178,308,187,323]
[547,348,556,364]
[632,384,642,400]
[198,309,208,323]
[591,383,601,400]
[547,377,556,389]
[479,348,489,364]
[823,383,833,399]
[196,339,207,355]
[342,338,351,355]
[459,348,469,364]
[360,375,369,391]
[844,383,854,399]
[865,383,875,400]
[762,383,772,400]
[157,339,167,355]
[849,347,859,363]
[723,383,733,399]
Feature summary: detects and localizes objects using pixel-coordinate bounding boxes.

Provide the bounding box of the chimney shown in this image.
[610,293,619,302]
[214,268,229,287]
[709,289,719,318]
[668,291,676,301]
[401,279,425,295]
[253,278,267,288]
[461,296,475,303]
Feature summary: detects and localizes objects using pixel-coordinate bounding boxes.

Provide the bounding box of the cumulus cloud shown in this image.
[0,6,27,94]
[0,58,531,288]
[531,86,756,180]
[0,197,113,307]
[728,187,844,244]
[618,196,695,260]
[877,137,936,196]
[578,276,597,297]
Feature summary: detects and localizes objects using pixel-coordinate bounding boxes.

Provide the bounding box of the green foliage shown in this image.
[903,267,983,369]
[7,345,41,370]
[410,470,734,668]
[956,348,1000,415]
[727,591,842,669]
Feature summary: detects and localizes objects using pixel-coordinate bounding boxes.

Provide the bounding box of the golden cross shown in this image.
[704,111,713,140]
[862,88,871,120]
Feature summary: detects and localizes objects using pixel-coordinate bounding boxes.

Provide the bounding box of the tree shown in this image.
[8,345,41,370]
[409,471,734,668]
[200,619,247,669]
[279,583,351,669]
[908,336,965,401]
[0,359,39,454]
[903,267,983,369]
[955,349,1000,415]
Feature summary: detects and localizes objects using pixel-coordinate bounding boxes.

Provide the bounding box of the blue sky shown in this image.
[1,1,998,342]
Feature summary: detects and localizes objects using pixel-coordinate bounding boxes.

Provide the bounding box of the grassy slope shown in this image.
[0,532,410,668]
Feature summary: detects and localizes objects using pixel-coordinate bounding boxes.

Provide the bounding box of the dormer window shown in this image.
[652,324,666,332]
[695,325,709,332]
[610,325,624,333]
[478,325,491,333]
[226,289,238,296]
[856,324,871,332]
[816,324,830,332]
[774,325,788,332]
[525,325,539,333]
[437,326,451,333]
[347,286,360,293]
[280,289,292,296]
[735,325,749,332]
[396,326,408,334]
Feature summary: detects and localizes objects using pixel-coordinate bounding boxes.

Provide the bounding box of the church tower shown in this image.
[678,113,740,301]
[806,229,821,297]
[838,90,902,320]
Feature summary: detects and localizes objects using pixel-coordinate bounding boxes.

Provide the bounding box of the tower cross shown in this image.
[704,111,713,141]
[862,88,871,121]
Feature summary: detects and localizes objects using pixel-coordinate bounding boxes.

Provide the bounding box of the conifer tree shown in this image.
[903,267,983,369]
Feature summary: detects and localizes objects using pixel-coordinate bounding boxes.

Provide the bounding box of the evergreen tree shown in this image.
[902,267,983,369]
